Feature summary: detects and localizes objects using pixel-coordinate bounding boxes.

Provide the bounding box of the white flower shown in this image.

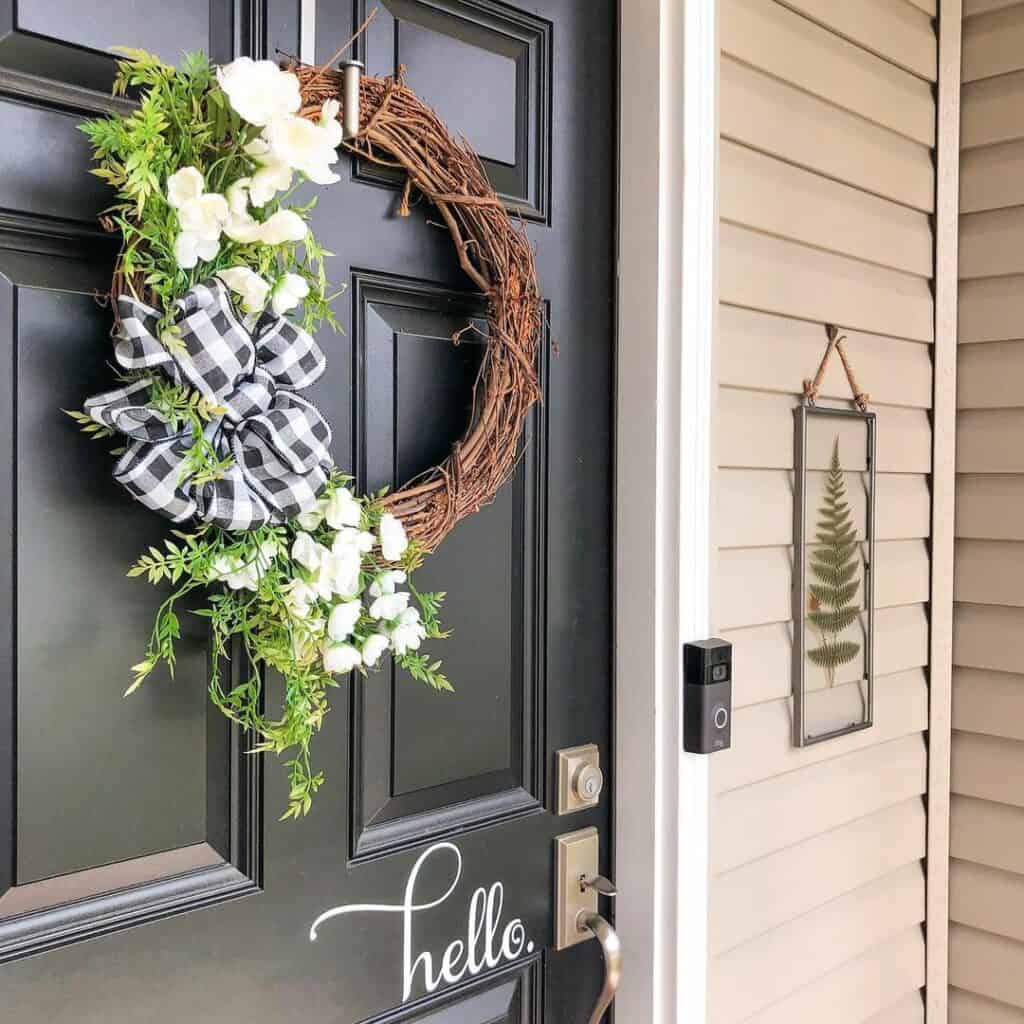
[222,179,264,243]
[245,139,293,206]
[316,545,362,600]
[263,109,341,185]
[333,526,374,556]
[323,488,361,529]
[217,57,301,127]
[379,513,409,562]
[327,599,362,641]
[291,530,324,570]
[175,193,230,268]
[362,632,390,667]
[283,578,318,619]
[174,231,220,269]
[258,209,307,245]
[178,192,230,239]
[323,642,362,674]
[271,273,310,316]
[217,267,271,314]
[369,570,407,598]
[390,607,427,655]
[167,166,205,208]
[369,590,411,622]
[210,554,259,592]
[295,498,327,531]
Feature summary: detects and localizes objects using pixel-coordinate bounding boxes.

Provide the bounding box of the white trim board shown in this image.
[616,0,718,1020]
[927,3,961,1022]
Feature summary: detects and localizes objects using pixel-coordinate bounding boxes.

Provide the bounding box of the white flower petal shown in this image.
[167,166,204,208]
[379,513,409,561]
[362,632,390,667]
[217,58,301,127]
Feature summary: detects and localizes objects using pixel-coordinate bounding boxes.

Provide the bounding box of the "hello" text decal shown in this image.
[309,841,534,1002]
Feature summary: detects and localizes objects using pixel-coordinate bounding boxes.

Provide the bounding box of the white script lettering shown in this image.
[308,842,533,1001]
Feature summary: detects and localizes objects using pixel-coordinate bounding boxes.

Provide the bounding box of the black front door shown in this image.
[0,2,615,1021]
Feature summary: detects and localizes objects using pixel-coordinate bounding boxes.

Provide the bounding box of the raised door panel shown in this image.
[0,0,233,93]
[313,0,550,220]
[348,274,546,859]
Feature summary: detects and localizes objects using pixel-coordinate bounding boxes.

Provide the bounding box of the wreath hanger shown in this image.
[803,323,870,413]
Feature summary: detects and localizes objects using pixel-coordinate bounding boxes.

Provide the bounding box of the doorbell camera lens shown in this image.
[683,638,732,754]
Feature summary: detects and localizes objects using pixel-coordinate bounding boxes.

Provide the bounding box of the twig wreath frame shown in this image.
[293,63,544,552]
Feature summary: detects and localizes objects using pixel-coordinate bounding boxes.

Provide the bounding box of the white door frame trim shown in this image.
[615,1,718,1021]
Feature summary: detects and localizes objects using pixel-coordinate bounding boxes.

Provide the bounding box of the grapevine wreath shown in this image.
[71,42,542,819]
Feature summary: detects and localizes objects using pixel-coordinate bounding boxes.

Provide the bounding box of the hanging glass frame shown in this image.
[792,403,876,747]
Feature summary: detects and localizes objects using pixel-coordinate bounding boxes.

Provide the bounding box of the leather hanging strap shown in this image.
[803,323,870,412]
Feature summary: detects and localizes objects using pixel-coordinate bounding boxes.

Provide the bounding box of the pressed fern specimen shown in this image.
[806,435,862,687]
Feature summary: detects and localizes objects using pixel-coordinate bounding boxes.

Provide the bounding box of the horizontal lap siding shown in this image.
[953,4,1024,1018]
[712,2,935,1021]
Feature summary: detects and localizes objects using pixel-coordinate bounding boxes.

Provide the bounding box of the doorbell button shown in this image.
[683,638,733,754]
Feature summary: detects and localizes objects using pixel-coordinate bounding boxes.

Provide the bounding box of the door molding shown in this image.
[616,1,718,1021]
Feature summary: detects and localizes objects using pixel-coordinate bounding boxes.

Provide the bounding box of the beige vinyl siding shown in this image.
[711,1,935,1021]
[952,3,1024,1020]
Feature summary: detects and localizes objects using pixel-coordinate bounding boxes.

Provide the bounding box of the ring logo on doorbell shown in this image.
[683,638,732,754]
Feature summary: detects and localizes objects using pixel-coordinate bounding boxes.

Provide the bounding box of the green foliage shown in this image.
[63,408,114,440]
[125,473,451,821]
[806,436,862,687]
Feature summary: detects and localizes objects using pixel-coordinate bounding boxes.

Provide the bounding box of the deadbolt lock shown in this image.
[556,743,604,814]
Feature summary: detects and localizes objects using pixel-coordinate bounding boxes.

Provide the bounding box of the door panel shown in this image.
[0,1,614,1019]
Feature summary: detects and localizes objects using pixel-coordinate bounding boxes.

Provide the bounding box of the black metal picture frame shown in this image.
[792,403,876,747]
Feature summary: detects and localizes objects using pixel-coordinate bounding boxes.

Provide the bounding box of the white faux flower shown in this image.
[323,488,361,530]
[167,166,205,208]
[245,138,294,206]
[362,632,390,667]
[271,273,310,316]
[315,545,362,600]
[174,231,221,270]
[323,642,362,674]
[263,106,341,185]
[295,497,327,531]
[175,191,230,268]
[327,599,362,641]
[369,570,407,599]
[222,179,264,244]
[390,607,427,655]
[179,192,230,239]
[217,266,271,313]
[369,590,411,622]
[291,530,324,570]
[334,526,375,556]
[379,513,409,562]
[258,209,308,245]
[210,554,259,592]
[217,57,301,127]
[283,578,318,619]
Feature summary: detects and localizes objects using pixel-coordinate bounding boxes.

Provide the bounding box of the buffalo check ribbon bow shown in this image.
[84,279,333,531]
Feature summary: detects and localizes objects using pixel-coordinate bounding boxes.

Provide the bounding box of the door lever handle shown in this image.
[581,874,617,897]
[578,911,623,1024]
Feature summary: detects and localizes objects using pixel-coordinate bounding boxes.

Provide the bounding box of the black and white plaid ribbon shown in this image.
[84,279,332,531]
